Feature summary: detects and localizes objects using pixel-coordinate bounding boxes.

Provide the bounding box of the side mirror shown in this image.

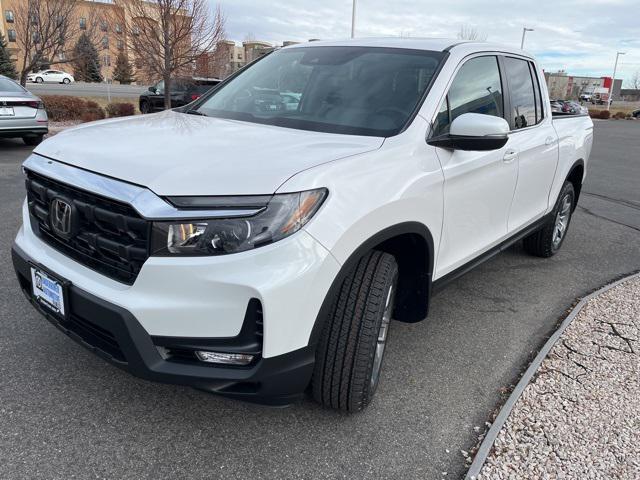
[428,113,509,151]
[148,86,156,93]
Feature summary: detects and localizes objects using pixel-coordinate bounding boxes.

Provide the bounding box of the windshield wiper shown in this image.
[184,109,207,116]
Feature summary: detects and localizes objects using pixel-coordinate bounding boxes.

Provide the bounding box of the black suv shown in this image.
[139,77,220,113]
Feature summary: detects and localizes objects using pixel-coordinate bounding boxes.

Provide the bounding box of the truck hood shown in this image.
[34,110,384,196]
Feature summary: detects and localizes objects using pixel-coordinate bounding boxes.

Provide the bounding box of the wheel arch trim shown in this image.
[308,221,434,347]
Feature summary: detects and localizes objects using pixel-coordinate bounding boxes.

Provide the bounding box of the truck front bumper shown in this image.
[12,244,316,405]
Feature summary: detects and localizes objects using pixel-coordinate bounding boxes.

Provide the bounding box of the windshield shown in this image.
[196,46,444,137]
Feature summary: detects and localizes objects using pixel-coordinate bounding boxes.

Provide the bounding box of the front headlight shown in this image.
[151,188,327,256]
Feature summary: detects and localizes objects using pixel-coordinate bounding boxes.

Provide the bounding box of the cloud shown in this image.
[216,0,640,82]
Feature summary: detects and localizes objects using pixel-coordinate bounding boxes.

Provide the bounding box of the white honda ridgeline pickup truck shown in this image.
[12,39,593,412]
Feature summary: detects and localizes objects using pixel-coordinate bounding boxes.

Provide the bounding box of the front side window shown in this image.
[432,55,503,137]
[503,57,536,129]
[196,46,444,137]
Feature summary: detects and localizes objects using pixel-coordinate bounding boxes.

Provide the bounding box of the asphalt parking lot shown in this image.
[0,120,639,479]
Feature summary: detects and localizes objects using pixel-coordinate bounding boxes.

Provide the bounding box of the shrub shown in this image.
[41,95,87,121]
[84,100,106,122]
[613,111,628,119]
[599,110,611,119]
[588,109,600,119]
[40,96,110,122]
[105,102,136,118]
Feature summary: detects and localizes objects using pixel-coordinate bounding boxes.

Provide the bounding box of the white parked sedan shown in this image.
[27,70,75,84]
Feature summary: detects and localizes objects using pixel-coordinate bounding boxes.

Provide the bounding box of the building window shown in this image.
[115,24,122,33]
[237,53,242,59]
[117,40,124,50]
[102,36,109,49]
[5,10,14,22]
[100,20,108,32]
[7,29,16,42]
[59,52,66,61]
[80,17,86,30]
[132,26,140,36]
[103,55,111,67]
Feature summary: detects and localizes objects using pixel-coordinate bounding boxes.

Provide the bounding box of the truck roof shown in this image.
[285,37,533,58]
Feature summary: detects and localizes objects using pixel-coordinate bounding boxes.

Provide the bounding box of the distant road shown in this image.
[26,82,149,99]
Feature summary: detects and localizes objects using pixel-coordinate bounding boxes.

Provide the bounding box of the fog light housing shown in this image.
[195,350,254,366]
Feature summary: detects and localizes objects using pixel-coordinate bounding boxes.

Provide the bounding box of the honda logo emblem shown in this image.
[50,198,73,238]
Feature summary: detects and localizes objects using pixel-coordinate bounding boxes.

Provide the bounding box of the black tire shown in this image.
[35,77,43,83]
[62,78,70,84]
[523,181,575,257]
[312,250,398,412]
[23,135,44,146]
[140,100,151,114]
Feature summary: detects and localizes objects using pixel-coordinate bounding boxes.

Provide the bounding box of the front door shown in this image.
[151,80,166,110]
[431,55,518,277]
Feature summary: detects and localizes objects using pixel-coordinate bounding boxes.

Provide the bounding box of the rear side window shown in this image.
[503,57,537,129]
[432,56,503,137]
[529,62,544,123]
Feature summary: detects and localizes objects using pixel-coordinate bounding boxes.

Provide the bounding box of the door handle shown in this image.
[545,136,556,146]
[503,149,518,163]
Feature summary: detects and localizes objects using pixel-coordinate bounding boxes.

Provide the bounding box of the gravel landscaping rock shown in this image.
[478,276,640,480]
[46,121,83,137]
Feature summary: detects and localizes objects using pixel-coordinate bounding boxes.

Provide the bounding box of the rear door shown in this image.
[501,57,559,232]
[431,55,519,276]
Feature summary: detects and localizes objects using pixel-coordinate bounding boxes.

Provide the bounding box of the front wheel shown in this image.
[140,100,151,114]
[523,181,575,257]
[312,250,398,412]
[62,78,70,84]
[35,77,43,84]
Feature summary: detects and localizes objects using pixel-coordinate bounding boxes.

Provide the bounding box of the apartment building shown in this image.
[545,70,623,100]
[0,0,133,80]
[195,39,304,80]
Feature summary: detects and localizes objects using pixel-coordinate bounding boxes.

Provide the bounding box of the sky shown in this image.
[217,0,640,85]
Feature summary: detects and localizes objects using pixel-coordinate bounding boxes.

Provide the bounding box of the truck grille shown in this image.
[25,170,151,284]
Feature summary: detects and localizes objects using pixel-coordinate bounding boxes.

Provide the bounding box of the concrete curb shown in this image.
[464,271,640,480]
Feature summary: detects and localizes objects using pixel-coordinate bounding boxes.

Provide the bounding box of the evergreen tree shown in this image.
[113,51,135,84]
[0,33,18,79]
[72,33,103,83]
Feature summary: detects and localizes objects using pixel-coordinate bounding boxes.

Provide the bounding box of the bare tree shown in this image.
[117,0,225,109]
[457,25,487,41]
[12,0,107,85]
[14,0,79,85]
[625,70,640,90]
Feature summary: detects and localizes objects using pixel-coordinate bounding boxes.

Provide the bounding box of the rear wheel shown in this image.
[23,135,44,146]
[523,181,575,257]
[312,250,398,412]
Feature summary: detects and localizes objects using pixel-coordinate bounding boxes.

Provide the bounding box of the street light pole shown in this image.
[351,0,357,38]
[520,27,534,49]
[606,51,625,111]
